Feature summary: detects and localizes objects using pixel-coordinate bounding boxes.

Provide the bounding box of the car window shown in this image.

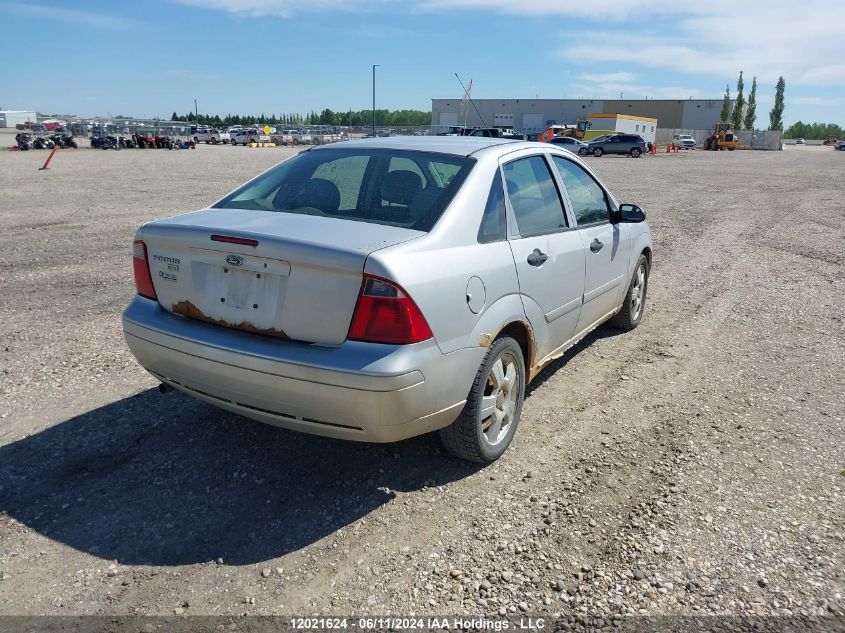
[313,155,369,210]
[503,155,567,236]
[215,148,474,232]
[551,156,609,225]
[478,171,507,243]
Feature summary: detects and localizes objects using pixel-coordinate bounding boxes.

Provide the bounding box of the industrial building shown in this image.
[0,110,37,128]
[431,98,732,135]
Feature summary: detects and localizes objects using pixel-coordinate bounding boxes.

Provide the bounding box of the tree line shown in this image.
[783,121,843,140]
[169,108,431,127]
[719,72,786,131]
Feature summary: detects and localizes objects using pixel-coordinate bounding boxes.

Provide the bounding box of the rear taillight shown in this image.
[132,240,157,300]
[348,275,433,345]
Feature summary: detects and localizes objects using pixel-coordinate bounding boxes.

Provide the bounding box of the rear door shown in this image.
[502,153,585,358]
[550,155,630,332]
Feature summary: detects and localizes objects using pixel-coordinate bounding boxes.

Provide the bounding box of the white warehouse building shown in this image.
[0,110,37,128]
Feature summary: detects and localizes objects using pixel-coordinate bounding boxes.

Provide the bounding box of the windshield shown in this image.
[214,148,475,232]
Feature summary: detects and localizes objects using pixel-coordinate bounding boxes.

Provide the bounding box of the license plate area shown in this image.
[178,248,291,334]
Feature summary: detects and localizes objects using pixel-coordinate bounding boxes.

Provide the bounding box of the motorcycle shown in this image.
[14,133,32,151]
[33,136,55,150]
[53,133,78,149]
[100,135,122,150]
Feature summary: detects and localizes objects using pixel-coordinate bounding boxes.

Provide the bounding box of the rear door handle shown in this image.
[590,238,603,253]
[527,248,548,267]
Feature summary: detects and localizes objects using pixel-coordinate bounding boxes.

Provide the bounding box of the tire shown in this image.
[728,147,735,151]
[631,147,642,158]
[578,148,587,156]
[439,336,525,463]
[611,254,649,331]
[592,147,603,157]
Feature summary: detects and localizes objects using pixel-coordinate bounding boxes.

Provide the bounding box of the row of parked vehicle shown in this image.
[90,133,196,150]
[192,125,348,146]
[548,133,651,158]
[13,132,78,151]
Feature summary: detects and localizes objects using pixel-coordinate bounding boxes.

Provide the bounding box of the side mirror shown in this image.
[615,203,646,223]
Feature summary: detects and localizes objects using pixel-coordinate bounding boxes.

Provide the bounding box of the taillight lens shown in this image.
[132,240,157,300]
[348,275,433,345]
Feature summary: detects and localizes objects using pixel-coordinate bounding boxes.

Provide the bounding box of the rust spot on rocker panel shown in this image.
[172,300,290,340]
[525,322,540,383]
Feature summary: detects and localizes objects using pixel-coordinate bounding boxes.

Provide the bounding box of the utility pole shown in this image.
[372,64,380,137]
[194,99,198,120]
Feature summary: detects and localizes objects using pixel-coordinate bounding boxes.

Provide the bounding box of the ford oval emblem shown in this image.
[226,254,244,267]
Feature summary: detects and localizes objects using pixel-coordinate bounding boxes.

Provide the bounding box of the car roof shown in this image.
[313,136,524,157]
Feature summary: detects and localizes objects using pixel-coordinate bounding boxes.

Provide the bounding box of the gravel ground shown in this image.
[0,144,842,628]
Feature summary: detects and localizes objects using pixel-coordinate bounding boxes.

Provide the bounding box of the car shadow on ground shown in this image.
[0,388,481,567]
[0,324,620,568]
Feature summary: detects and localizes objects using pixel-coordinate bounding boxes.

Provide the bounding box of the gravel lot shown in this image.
[0,144,842,627]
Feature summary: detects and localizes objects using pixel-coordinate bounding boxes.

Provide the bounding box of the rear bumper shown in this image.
[122,296,484,442]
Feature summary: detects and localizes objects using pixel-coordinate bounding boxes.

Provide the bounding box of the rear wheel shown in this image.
[440,336,525,463]
[612,254,649,331]
[631,147,642,158]
[592,147,603,157]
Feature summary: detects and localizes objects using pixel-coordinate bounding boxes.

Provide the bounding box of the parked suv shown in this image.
[587,134,646,157]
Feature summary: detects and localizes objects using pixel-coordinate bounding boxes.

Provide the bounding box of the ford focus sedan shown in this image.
[123,137,652,462]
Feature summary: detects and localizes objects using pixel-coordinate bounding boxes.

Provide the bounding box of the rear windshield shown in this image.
[214,148,475,232]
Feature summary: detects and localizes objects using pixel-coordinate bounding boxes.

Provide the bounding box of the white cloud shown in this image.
[173,0,391,17]
[4,2,134,28]
[172,0,845,88]
[577,72,639,83]
[794,96,841,106]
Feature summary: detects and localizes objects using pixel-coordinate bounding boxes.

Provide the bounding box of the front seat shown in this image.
[285,178,341,214]
[378,170,423,223]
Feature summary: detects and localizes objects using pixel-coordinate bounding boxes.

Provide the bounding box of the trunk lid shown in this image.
[139,208,423,345]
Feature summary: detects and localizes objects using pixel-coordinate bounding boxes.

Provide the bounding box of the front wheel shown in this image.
[592,147,603,157]
[440,336,525,463]
[612,254,649,331]
[578,148,588,155]
[631,147,642,158]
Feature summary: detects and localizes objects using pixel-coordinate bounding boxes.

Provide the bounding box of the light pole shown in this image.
[194,98,198,119]
[372,64,380,137]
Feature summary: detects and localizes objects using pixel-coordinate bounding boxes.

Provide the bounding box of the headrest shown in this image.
[382,170,423,206]
[289,178,340,214]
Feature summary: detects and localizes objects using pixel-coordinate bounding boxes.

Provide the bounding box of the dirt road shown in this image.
[0,145,842,624]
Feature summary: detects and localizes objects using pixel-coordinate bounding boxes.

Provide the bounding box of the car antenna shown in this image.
[454,73,490,129]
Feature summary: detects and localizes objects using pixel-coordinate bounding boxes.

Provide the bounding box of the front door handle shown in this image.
[590,238,603,253]
[527,248,548,267]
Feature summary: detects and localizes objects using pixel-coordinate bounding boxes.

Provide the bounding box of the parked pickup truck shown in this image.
[194,126,230,144]
[230,128,271,145]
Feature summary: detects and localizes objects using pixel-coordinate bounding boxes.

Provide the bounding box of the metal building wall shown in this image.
[431,99,733,135]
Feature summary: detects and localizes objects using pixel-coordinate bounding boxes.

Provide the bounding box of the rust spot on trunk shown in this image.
[172,300,290,340]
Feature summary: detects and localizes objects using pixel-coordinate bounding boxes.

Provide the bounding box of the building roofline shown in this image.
[588,113,659,122]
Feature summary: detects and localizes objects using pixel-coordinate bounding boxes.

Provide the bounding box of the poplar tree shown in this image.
[744,76,758,130]
[769,76,786,131]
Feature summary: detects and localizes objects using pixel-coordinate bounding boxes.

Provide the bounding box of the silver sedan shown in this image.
[123,137,652,462]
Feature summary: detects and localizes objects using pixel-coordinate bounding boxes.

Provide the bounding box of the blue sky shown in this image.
[3,0,843,127]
